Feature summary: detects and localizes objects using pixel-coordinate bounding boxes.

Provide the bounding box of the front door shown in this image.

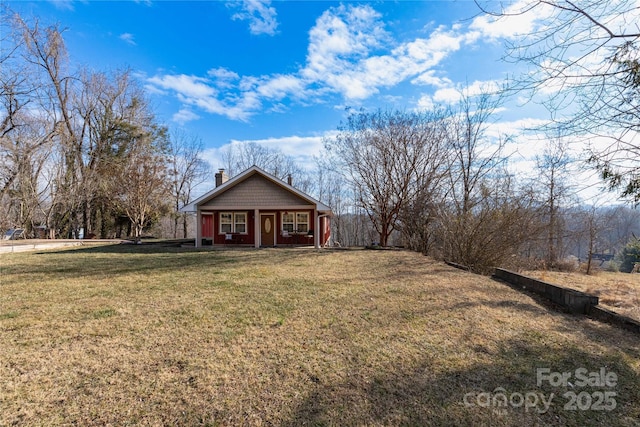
[260,214,275,247]
[202,214,213,238]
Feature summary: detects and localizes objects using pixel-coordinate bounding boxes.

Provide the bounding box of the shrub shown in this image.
[555,256,579,272]
[606,260,620,273]
[618,238,640,273]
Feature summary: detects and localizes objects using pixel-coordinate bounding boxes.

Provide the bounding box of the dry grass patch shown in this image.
[1,246,639,426]
[526,270,640,322]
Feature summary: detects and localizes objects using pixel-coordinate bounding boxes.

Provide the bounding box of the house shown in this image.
[181,165,332,248]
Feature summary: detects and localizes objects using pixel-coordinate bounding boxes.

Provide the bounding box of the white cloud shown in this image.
[431,88,460,104]
[416,95,435,111]
[497,125,623,204]
[391,25,470,76]
[194,133,330,197]
[190,95,239,119]
[257,75,305,100]
[235,135,326,161]
[119,33,136,46]
[412,71,453,88]
[469,0,552,40]
[206,68,240,91]
[491,117,549,137]
[148,72,273,121]
[172,108,200,125]
[427,80,503,105]
[148,74,258,121]
[148,74,217,99]
[198,133,334,182]
[223,92,262,121]
[200,146,226,173]
[482,118,610,204]
[208,68,238,79]
[48,0,74,11]
[300,5,473,101]
[147,4,502,122]
[143,84,167,96]
[300,4,392,99]
[229,0,279,36]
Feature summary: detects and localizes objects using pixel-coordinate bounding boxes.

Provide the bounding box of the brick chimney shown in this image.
[215,169,228,187]
[287,174,292,186]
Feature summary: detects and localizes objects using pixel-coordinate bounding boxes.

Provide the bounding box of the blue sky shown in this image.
[8,0,606,199]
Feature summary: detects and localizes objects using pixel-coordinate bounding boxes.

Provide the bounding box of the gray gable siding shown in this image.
[201,174,311,208]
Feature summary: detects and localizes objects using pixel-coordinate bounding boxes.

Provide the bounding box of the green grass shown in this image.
[0,310,19,320]
[1,245,639,426]
[91,308,118,319]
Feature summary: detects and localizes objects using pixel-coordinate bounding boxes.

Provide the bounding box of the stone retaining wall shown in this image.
[589,306,640,334]
[493,268,599,314]
[492,268,640,334]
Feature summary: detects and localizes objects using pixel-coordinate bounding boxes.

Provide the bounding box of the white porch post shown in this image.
[196,210,202,248]
[254,209,260,248]
[314,209,320,249]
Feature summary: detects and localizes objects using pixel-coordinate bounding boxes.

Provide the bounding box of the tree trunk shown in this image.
[182,214,188,239]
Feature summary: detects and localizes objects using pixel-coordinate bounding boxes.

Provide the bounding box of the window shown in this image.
[296,212,309,233]
[282,213,294,232]
[220,213,233,234]
[234,213,246,233]
[219,212,247,234]
[281,211,310,233]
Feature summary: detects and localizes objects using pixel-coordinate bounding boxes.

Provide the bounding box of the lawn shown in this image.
[524,270,640,323]
[1,246,639,426]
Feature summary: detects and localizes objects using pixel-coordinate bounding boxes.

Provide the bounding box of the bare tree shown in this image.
[0,113,54,236]
[580,203,610,275]
[441,88,507,260]
[223,142,292,176]
[478,0,640,201]
[440,173,540,273]
[399,183,446,255]
[1,9,180,240]
[11,14,88,238]
[167,129,209,238]
[1,6,30,140]
[535,139,574,267]
[602,205,640,251]
[76,68,140,237]
[436,87,540,272]
[325,108,449,247]
[314,157,375,247]
[112,128,170,240]
[220,141,315,194]
[0,7,57,235]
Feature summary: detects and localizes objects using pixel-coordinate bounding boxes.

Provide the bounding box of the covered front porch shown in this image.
[196,208,330,249]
